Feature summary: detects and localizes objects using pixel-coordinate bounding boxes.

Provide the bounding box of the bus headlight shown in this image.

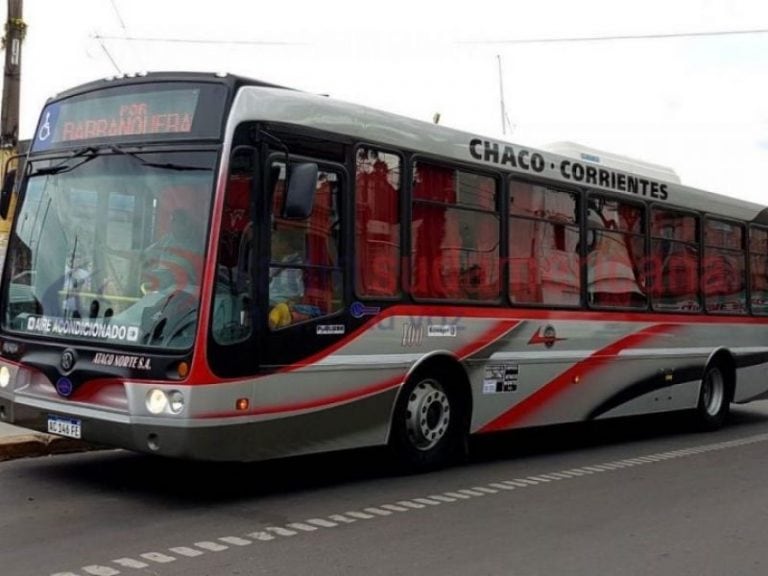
[146,389,168,414]
[146,388,185,415]
[0,366,10,388]
[168,390,185,414]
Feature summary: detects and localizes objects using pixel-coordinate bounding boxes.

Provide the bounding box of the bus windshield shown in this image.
[2,149,217,350]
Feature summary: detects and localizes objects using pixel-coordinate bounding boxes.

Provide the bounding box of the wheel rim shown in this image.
[702,368,725,417]
[404,379,451,451]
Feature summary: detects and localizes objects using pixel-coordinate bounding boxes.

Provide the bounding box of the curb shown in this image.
[0,433,98,462]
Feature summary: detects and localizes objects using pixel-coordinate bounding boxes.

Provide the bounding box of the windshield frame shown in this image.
[1,144,222,352]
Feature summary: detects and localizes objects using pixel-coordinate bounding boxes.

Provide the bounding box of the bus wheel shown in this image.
[694,363,729,430]
[390,374,467,471]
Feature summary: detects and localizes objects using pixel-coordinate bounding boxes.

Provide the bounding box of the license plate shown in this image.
[47,415,82,439]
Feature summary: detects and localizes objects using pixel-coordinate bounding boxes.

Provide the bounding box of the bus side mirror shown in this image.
[283,162,317,220]
[0,169,16,220]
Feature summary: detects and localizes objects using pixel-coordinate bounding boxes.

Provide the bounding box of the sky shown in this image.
[2,0,767,203]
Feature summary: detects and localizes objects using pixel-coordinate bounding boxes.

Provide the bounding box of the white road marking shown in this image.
[82,567,119,576]
[307,518,339,528]
[220,537,252,546]
[472,486,499,494]
[140,553,175,564]
[443,491,472,499]
[113,558,148,569]
[458,488,486,496]
[397,500,425,509]
[345,510,375,520]
[429,494,458,502]
[195,541,228,552]
[287,522,318,532]
[265,526,298,537]
[364,507,393,516]
[381,503,410,512]
[329,514,357,524]
[52,432,768,576]
[413,497,443,505]
[169,547,204,557]
[246,531,276,541]
[515,478,540,485]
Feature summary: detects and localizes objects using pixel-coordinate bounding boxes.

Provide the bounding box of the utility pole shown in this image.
[497,55,507,135]
[496,54,513,136]
[1,0,25,149]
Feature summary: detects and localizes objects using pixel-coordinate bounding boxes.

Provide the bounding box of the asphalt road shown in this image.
[4,403,768,576]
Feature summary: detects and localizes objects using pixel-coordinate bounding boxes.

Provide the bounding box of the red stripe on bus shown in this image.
[478,323,681,433]
[185,303,767,384]
[201,320,521,418]
[455,320,521,360]
[272,312,519,375]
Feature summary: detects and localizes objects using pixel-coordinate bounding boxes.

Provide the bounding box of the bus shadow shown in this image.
[468,404,768,464]
[40,404,768,506]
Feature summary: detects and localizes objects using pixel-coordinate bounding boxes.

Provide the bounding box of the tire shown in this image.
[389,373,468,471]
[694,363,730,430]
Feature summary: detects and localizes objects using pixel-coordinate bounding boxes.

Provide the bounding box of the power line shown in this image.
[109,0,127,32]
[95,35,122,74]
[93,34,304,46]
[92,27,768,49]
[461,27,768,45]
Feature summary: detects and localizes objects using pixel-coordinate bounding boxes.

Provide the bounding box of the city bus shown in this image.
[0,71,767,470]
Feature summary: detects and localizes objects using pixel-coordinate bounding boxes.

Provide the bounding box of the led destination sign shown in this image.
[33,82,228,151]
[58,100,193,141]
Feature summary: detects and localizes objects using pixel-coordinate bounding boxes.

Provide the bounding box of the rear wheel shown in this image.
[390,374,467,471]
[694,363,729,430]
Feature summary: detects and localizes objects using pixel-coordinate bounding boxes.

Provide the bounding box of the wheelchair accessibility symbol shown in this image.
[38,112,52,142]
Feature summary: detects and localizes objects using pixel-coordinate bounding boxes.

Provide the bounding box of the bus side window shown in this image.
[509,181,580,306]
[212,169,253,344]
[649,208,700,312]
[750,227,768,314]
[587,196,647,309]
[355,148,401,298]
[411,163,499,301]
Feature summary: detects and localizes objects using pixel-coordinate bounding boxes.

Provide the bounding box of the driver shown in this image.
[143,208,205,293]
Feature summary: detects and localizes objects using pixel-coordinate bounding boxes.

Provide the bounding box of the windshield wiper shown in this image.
[105,144,212,172]
[30,146,99,176]
[30,144,212,176]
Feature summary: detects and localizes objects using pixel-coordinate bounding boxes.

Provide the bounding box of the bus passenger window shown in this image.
[411,163,499,301]
[509,181,580,306]
[355,147,401,298]
[649,208,700,312]
[587,197,647,309]
[703,219,746,314]
[750,227,768,315]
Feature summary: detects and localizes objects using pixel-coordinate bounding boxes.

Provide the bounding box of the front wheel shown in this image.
[389,374,467,471]
[694,363,730,430]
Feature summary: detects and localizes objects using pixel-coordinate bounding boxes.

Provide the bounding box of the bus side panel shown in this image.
[734,363,768,403]
[468,319,768,434]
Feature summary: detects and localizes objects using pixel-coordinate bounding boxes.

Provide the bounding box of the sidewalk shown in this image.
[0,420,95,462]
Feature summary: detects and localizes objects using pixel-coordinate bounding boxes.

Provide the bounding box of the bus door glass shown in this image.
[267,160,343,331]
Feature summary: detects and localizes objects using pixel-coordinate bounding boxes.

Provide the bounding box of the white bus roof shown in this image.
[227,85,765,223]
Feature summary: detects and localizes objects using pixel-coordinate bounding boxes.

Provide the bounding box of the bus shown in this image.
[0,71,767,470]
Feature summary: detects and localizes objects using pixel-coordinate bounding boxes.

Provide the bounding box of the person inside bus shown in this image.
[268,228,320,328]
[142,208,205,293]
